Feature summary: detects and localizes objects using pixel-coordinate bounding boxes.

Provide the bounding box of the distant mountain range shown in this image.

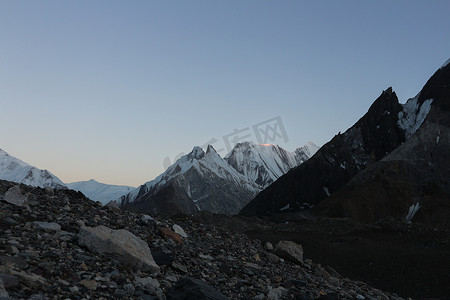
[66,179,134,205]
[117,142,318,215]
[1,141,318,212]
[241,58,450,228]
[0,149,134,204]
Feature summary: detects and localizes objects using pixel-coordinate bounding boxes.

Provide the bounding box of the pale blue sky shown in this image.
[1,1,449,186]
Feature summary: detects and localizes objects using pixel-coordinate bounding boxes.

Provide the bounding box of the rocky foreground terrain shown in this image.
[0,180,412,300]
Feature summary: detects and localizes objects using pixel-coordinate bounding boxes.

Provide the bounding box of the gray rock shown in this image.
[0,273,18,288]
[328,276,340,285]
[172,224,188,238]
[264,242,273,251]
[135,276,160,291]
[244,262,260,270]
[141,214,155,225]
[114,288,127,296]
[44,187,54,196]
[2,186,28,208]
[265,252,280,264]
[123,283,135,294]
[267,287,288,300]
[274,240,303,264]
[33,222,61,233]
[166,277,229,300]
[78,225,160,273]
[172,262,188,273]
[0,278,8,297]
[27,295,49,300]
[8,270,46,287]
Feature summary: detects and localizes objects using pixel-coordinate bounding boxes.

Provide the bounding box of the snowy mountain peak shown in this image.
[188,146,205,160]
[206,144,218,154]
[118,143,261,211]
[296,142,320,158]
[0,148,66,189]
[225,141,319,188]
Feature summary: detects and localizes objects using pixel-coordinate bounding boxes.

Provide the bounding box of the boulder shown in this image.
[159,227,183,244]
[172,224,188,238]
[264,242,274,251]
[267,287,288,300]
[2,186,28,209]
[0,278,8,297]
[274,240,303,264]
[166,277,229,300]
[78,225,159,273]
[33,222,61,233]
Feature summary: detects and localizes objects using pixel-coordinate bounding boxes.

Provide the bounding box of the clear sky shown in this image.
[1,1,449,186]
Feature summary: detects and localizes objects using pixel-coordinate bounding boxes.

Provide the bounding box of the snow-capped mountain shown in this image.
[0,148,66,189]
[119,145,262,215]
[66,179,134,205]
[225,141,319,187]
[295,142,321,162]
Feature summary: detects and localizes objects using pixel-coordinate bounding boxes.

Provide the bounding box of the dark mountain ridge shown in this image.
[240,87,406,216]
[315,62,450,227]
[241,60,450,228]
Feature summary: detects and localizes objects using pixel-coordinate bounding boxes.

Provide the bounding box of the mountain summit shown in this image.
[225,141,319,188]
[241,59,450,228]
[0,149,66,189]
[118,145,261,215]
[240,86,406,216]
[314,59,450,227]
[118,141,318,215]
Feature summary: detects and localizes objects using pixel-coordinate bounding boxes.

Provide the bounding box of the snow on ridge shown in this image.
[120,145,261,205]
[297,142,320,158]
[224,141,319,188]
[0,148,66,189]
[67,180,134,205]
[120,140,320,206]
[398,94,433,139]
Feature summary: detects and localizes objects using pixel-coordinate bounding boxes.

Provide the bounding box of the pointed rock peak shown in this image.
[235,141,254,149]
[383,87,393,94]
[206,145,218,155]
[417,58,450,111]
[365,87,400,116]
[188,146,205,160]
